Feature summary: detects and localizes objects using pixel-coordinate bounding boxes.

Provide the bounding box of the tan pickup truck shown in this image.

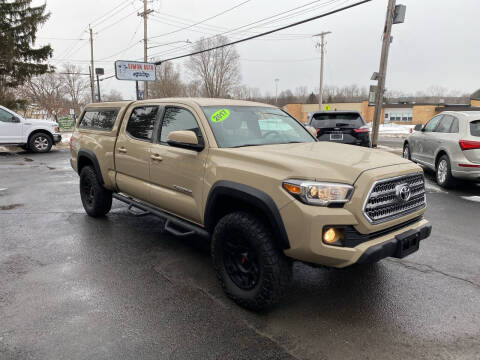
[70,98,431,310]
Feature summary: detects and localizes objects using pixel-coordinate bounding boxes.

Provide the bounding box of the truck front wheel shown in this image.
[211,211,292,311]
[79,166,112,217]
[29,133,52,153]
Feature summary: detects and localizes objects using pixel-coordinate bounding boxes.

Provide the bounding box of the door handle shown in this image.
[150,154,163,161]
[118,147,127,153]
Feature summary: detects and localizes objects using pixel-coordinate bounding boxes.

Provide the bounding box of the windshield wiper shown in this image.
[230,143,265,148]
[335,123,351,127]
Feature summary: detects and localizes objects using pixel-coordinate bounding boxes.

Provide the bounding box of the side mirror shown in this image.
[11,116,21,123]
[305,125,318,138]
[414,124,423,131]
[167,130,204,151]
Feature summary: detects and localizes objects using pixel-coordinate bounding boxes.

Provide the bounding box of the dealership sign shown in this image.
[115,60,156,81]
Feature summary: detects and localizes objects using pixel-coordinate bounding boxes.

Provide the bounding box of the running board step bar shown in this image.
[112,193,209,239]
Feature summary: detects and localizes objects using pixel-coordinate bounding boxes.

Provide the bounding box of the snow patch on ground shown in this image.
[368,123,415,135]
[461,196,480,203]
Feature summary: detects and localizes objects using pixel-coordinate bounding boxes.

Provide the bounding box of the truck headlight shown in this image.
[282,180,353,206]
[54,126,59,132]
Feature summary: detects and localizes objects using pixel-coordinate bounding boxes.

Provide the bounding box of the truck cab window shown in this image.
[159,107,201,143]
[126,106,159,141]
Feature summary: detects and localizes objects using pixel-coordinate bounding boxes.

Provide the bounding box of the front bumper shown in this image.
[355,223,431,264]
[53,133,62,144]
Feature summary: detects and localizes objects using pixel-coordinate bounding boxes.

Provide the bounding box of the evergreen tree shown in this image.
[306,92,317,104]
[0,0,53,108]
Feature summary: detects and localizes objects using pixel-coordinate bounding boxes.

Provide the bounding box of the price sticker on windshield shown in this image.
[211,109,230,123]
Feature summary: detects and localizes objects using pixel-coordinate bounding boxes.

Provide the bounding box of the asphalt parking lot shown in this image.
[1,147,479,360]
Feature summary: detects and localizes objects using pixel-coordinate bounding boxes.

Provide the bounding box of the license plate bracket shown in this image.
[394,229,420,258]
[330,132,343,141]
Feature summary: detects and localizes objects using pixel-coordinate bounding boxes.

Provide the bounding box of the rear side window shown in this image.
[159,107,201,143]
[126,106,159,141]
[435,115,454,133]
[79,109,118,130]
[310,113,364,128]
[471,120,480,137]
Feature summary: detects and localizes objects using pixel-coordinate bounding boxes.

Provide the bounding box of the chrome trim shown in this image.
[362,172,426,224]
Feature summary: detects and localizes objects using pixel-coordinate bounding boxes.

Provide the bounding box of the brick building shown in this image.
[284,90,480,124]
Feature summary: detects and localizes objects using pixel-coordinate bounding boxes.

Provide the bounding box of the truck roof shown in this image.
[84,98,276,109]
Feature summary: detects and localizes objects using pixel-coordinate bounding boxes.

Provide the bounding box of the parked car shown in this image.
[307,110,371,147]
[403,111,480,187]
[71,98,431,310]
[0,105,62,152]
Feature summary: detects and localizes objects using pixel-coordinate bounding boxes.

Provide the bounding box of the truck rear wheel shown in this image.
[211,211,292,311]
[29,132,52,153]
[79,166,112,217]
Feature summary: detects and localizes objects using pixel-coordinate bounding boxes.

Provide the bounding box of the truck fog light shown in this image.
[323,228,343,244]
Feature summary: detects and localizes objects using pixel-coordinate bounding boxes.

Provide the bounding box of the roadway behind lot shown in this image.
[0,148,479,360]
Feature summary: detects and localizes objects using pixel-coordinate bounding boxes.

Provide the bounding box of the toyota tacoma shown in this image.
[70,98,431,310]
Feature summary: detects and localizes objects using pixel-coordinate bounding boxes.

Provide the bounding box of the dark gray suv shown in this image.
[307,111,371,147]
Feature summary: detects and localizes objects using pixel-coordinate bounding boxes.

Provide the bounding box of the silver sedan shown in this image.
[403,111,480,187]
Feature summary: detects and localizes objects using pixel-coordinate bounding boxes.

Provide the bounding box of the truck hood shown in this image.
[222,142,414,184]
[24,118,58,126]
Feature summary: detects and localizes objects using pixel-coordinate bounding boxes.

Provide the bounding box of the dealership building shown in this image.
[284,90,480,124]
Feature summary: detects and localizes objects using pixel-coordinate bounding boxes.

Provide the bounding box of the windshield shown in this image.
[310,113,364,128]
[202,106,315,148]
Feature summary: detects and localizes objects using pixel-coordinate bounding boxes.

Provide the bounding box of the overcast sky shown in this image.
[33,0,480,99]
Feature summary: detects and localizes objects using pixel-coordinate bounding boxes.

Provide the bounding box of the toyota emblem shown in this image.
[396,184,411,202]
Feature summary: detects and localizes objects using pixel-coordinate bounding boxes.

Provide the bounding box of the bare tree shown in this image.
[184,79,202,97]
[60,64,89,113]
[294,86,308,103]
[19,72,66,119]
[186,36,241,98]
[150,62,185,98]
[103,89,124,101]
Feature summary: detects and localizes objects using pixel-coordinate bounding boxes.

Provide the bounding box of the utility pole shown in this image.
[138,0,153,99]
[313,31,331,110]
[371,0,398,147]
[89,26,95,103]
[275,78,279,104]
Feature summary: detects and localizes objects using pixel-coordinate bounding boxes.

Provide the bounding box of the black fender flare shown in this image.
[204,180,290,249]
[77,149,104,185]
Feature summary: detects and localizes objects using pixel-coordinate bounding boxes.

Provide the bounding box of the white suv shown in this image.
[0,105,62,153]
[403,111,480,187]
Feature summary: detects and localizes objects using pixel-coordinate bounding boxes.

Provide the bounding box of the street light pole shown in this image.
[313,31,331,110]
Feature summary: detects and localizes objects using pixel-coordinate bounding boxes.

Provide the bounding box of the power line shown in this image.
[154,0,371,64]
[89,0,132,27]
[96,8,141,34]
[149,0,252,40]
[149,0,342,59]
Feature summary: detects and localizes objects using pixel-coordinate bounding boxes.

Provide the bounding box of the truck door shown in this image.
[0,108,23,143]
[149,105,208,224]
[114,105,160,203]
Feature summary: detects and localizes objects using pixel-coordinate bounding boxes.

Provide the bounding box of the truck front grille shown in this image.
[363,173,426,224]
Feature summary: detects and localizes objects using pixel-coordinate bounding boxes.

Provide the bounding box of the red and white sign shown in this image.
[115,60,156,81]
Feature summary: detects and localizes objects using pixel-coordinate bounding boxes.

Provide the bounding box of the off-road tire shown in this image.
[29,132,52,153]
[403,142,411,160]
[211,211,292,311]
[436,155,455,188]
[79,166,112,217]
